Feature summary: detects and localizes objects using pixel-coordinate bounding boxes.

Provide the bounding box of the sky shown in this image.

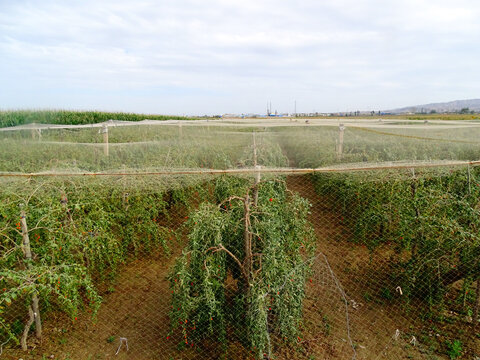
[0,0,479,115]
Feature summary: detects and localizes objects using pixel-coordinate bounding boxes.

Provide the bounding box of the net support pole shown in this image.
[254,165,261,207]
[337,124,345,159]
[253,132,257,166]
[101,125,109,156]
[253,132,261,206]
[20,208,42,350]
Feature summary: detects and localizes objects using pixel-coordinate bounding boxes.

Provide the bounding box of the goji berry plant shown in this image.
[169,176,315,358]
[311,167,480,357]
[313,168,480,306]
[0,177,203,349]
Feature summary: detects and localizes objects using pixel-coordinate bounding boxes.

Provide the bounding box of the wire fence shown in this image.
[1,120,480,359]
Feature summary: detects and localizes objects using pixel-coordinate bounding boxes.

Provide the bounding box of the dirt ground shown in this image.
[3,175,460,359]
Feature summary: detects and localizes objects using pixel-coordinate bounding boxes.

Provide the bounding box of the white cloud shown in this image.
[0,0,479,114]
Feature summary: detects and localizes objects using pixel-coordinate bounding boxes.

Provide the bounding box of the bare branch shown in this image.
[218,195,245,209]
[206,244,248,281]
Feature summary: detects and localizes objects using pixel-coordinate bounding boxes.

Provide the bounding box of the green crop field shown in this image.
[0,110,191,128]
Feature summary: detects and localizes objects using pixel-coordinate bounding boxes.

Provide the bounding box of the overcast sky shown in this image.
[0,0,479,115]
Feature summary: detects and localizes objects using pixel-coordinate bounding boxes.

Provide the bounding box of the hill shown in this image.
[388,99,480,114]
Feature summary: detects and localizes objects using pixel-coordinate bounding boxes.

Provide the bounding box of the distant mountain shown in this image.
[387,99,480,114]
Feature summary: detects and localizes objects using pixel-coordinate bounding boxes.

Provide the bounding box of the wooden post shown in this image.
[178,122,183,138]
[244,194,253,285]
[337,124,345,159]
[20,209,42,350]
[254,165,261,207]
[253,132,257,167]
[101,125,109,156]
[252,133,261,207]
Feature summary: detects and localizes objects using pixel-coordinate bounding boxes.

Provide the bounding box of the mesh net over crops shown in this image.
[1,118,480,359]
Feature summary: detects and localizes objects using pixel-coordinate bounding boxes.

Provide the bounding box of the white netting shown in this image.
[1,118,480,359]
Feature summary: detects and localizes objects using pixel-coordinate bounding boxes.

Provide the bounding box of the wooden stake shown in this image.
[254,165,261,207]
[20,209,42,349]
[244,194,253,285]
[252,133,261,206]
[253,132,257,167]
[337,124,345,159]
[101,125,109,156]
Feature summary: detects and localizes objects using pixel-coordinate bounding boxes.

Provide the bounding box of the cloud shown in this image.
[0,0,479,114]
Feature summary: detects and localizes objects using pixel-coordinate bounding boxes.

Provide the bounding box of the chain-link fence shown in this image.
[1,119,480,359]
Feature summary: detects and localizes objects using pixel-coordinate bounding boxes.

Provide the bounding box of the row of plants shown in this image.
[166,136,318,359]
[0,176,210,350]
[277,125,480,168]
[311,167,480,357]
[168,175,315,359]
[0,127,253,173]
[0,110,189,128]
[312,167,480,302]
[1,123,210,143]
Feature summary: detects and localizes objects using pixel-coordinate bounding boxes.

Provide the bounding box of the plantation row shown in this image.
[2,122,480,174]
[313,167,480,302]
[0,128,288,173]
[277,125,480,167]
[169,176,314,358]
[0,177,203,347]
[309,169,480,358]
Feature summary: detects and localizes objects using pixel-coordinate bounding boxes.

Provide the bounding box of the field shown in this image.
[1,117,480,359]
[0,110,190,128]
